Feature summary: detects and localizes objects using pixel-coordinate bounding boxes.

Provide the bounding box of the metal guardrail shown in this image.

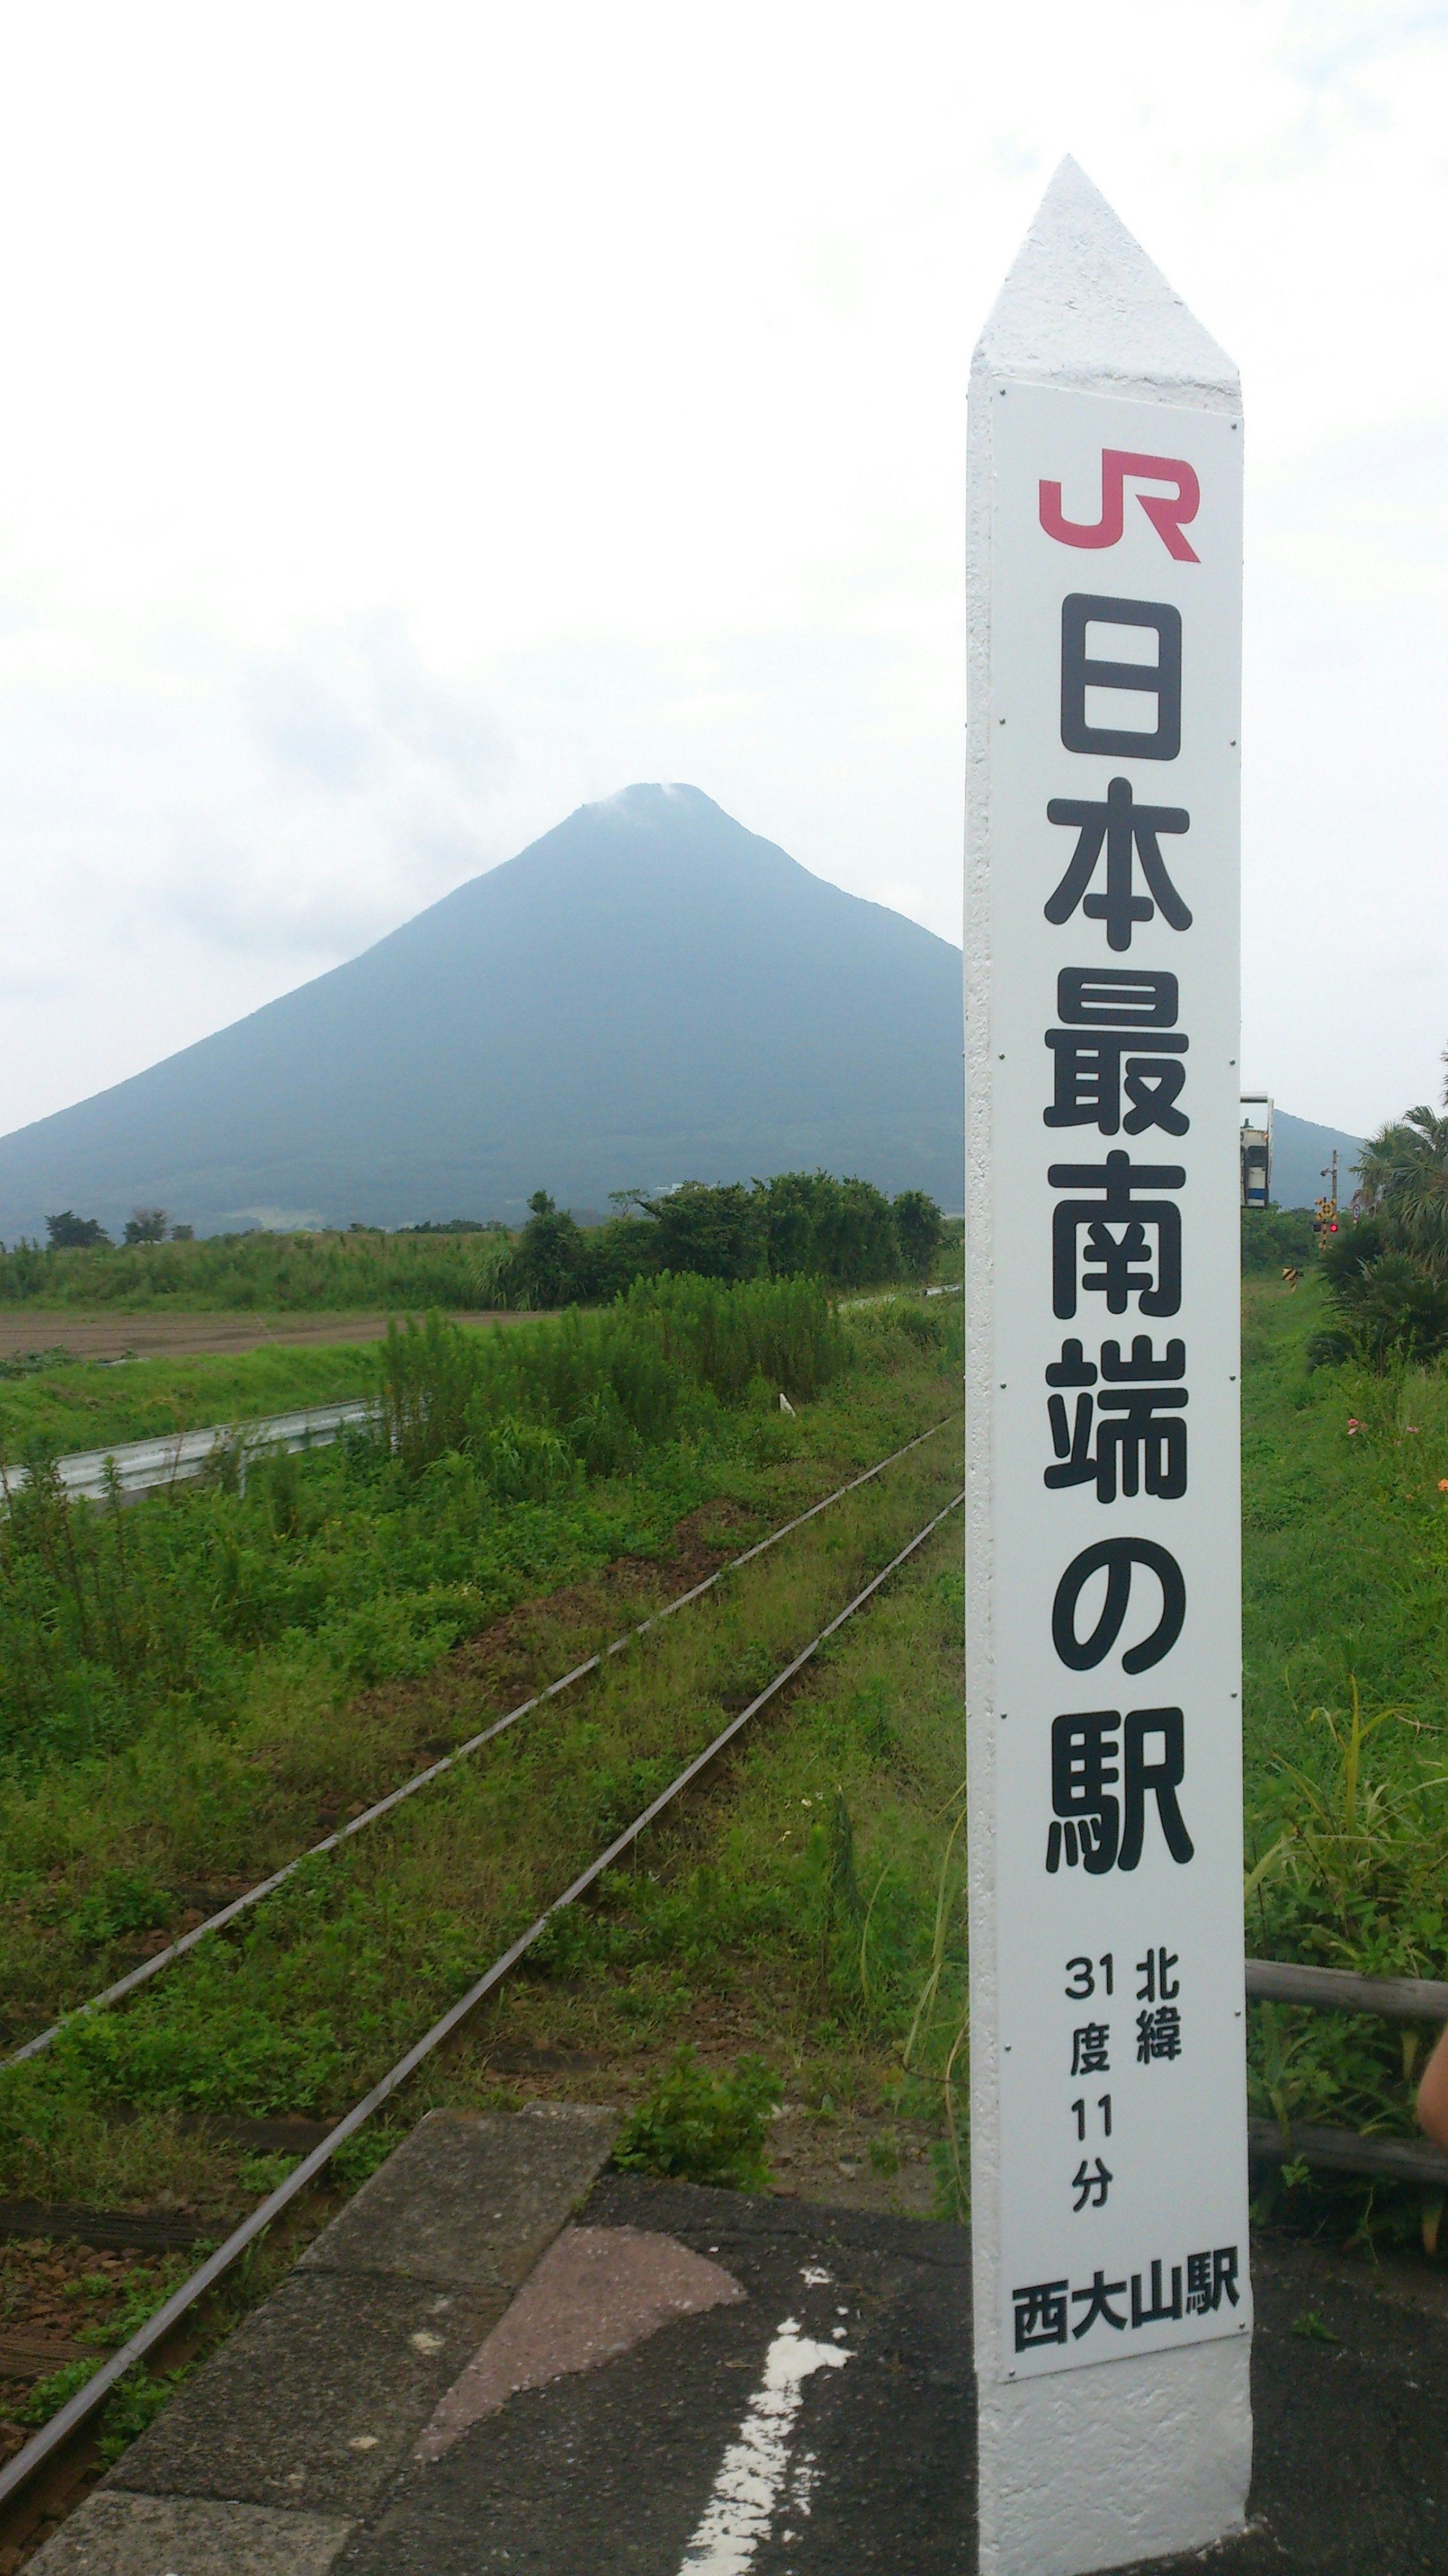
[1,1400,377,1504]
[1244,1954,1448,2186]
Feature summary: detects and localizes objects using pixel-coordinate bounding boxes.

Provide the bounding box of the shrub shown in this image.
[1308,1232,1448,1370]
[612,2045,782,2189]
[379,1276,846,1477]
[1241,1206,1319,1276]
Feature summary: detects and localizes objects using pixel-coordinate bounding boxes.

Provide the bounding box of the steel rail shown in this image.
[0,1485,964,2511]
[6,1412,953,2065]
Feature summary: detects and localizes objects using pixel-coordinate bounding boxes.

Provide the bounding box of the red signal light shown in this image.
[1329,1221,1338,1233]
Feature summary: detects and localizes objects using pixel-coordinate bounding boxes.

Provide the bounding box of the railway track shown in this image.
[7,1415,952,2066]
[0,1482,965,2528]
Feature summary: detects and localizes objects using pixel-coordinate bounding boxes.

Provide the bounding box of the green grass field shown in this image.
[0,1341,384,1465]
[1241,1270,1448,2241]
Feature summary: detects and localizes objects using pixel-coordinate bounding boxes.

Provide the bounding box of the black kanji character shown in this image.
[1072,2157,1113,2211]
[1046,1709,1195,1874]
[1013,2279,1070,2350]
[1070,2022,1111,2076]
[1071,2270,1128,2338]
[1185,2246,1239,2315]
[1060,595,1182,762]
[1050,1717,1121,1873]
[1135,1947,1181,2003]
[1136,2005,1183,2063]
[1132,2258,1184,2326]
[1045,1385,1187,1502]
[1052,1540,1186,1675]
[1043,1030,1189,1135]
[1045,777,1191,952]
[1049,1151,1184,1319]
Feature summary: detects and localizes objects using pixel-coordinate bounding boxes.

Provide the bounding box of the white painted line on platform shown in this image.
[675,2316,851,2574]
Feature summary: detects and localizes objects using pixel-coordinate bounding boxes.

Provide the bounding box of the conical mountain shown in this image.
[0,785,967,1237]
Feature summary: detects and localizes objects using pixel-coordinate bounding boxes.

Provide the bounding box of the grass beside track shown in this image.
[1242,1271,1448,2246]
[0,1299,960,2162]
[0,1485,967,2495]
[0,1429,963,2216]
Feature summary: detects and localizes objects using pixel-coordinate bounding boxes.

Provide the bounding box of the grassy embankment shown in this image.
[0,1344,384,1466]
[1243,1268,1448,2241]
[0,1286,965,2166]
[0,1282,965,2462]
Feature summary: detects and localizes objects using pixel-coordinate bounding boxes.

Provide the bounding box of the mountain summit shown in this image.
[0,786,966,1237]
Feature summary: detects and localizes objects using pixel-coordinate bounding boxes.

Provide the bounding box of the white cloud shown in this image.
[0,0,1444,1137]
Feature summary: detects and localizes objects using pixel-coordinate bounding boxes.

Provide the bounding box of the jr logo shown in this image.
[1040,451,1200,563]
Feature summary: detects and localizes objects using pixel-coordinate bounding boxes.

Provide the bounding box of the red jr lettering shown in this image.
[1039,450,1201,563]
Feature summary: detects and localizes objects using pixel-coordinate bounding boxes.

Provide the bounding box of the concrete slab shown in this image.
[298,2102,618,2289]
[25,2491,353,2574]
[107,2270,504,2517]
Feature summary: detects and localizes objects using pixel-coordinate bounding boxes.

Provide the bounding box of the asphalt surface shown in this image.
[339,2175,973,2576]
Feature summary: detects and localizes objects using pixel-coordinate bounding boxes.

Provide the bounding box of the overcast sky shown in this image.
[1,0,1444,1144]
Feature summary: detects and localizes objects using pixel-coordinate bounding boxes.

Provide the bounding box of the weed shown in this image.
[612,2046,782,2190]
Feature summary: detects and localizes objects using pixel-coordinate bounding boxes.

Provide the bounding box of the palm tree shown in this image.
[1355,1055,1448,1276]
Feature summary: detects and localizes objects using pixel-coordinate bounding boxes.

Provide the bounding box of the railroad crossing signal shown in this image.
[1313,1196,1338,1248]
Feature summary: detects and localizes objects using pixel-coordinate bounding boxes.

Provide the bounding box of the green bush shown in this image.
[1241,1206,1320,1276]
[379,1276,845,1477]
[1308,1226,1448,1369]
[612,2045,782,2189]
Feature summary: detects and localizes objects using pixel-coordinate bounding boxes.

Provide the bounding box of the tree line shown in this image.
[10,1171,949,1310]
[499,1173,946,1307]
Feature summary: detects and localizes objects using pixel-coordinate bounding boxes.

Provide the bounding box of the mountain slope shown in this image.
[1267,1113,1364,1213]
[0,786,966,1237]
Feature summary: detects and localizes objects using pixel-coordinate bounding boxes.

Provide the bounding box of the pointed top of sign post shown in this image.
[974,157,1238,410]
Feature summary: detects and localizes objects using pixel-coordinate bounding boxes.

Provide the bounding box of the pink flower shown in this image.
[1347,1418,1362,1435]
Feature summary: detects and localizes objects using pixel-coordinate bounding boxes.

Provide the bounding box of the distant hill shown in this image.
[1269,1113,1365,1212]
[0,786,966,1239]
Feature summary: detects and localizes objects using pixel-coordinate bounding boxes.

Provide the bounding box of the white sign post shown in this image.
[966,161,1253,2575]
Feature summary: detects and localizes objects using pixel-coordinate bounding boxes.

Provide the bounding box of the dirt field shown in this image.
[0,1311,522,1363]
